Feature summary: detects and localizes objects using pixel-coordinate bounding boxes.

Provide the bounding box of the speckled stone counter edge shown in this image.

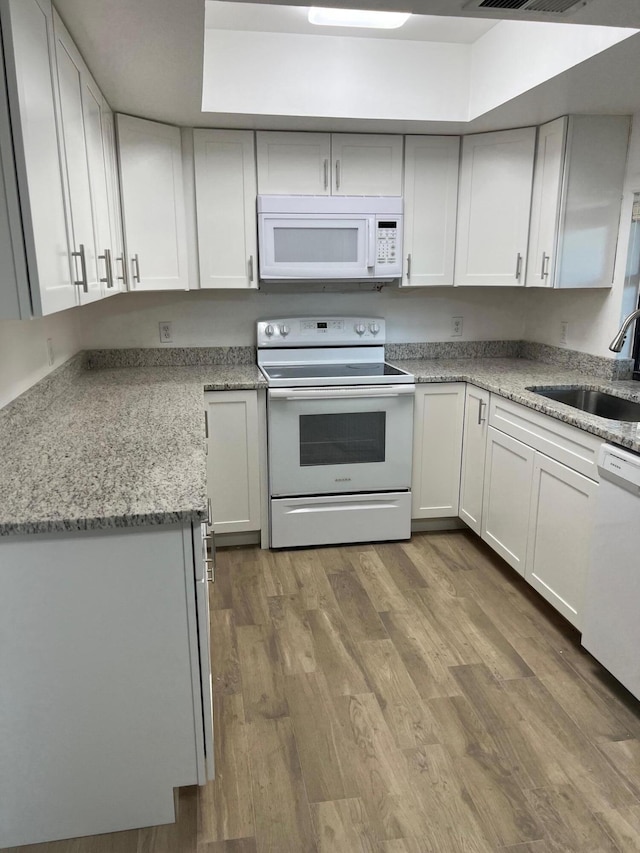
[387,340,633,381]
[85,346,256,369]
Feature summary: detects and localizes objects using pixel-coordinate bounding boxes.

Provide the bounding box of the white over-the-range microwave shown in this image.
[257,195,403,282]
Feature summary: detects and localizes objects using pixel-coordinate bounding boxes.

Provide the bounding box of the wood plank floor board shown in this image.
[245,718,317,853]
[285,671,359,804]
[229,550,270,628]
[211,609,242,695]
[379,608,462,699]
[402,743,494,853]
[593,805,640,851]
[236,624,288,722]
[268,594,317,676]
[524,785,622,852]
[357,638,440,749]
[501,677,639,812]
[332,692,432,842]
[328,570,388,642]
[373,543,429,592]
[305,605,370,696]
[7,532,640,853]
[348,549,409,612]
[311,798,379,853]
[198,694,254,844]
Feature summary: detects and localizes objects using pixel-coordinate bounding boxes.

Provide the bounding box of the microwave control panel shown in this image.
[376,220,398,266]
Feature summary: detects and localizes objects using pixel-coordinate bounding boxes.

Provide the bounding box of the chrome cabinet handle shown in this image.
[132,253,141,284]
[72,244,88,293]
[116,254,128,286]
[205,558,215,583]
[335,159,341,191]
[207,497,212,526]
[478,398,487,425]
[406,253,412,282]
[248,255,254,283]
[541,252,550,280]
[323,158,329,190]
[515,252,523,281]
[204,409,209,439]
[99,248,114,288]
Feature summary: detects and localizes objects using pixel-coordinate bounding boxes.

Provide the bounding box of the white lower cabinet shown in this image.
[0,522,214,849]
[475,396,599,630]
[459,385,490,534]
[205,390,262,534]
[525,453,597,628]
[481,426,534,575]
[412,383,465,519]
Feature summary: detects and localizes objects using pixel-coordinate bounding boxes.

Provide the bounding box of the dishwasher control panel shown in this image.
[600,446,640,492]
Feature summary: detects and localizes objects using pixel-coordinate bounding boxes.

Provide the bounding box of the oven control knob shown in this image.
[264,324,275,338]
[369,322,380,336]
[355,323,366,336]
[279,324,290,337]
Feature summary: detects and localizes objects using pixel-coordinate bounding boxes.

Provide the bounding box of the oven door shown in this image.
[259,214,375,279]
[268,385,415,496]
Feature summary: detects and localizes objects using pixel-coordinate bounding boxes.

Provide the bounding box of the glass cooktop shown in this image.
[262,362,408,380]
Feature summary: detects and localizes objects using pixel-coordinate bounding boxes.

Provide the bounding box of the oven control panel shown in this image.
[257,317,386,347]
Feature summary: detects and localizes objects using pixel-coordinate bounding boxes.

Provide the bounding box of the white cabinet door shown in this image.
[117,114,189,291]
[1,0,75,316]
[205,390,261,534]
[53,13,102,304]
[194,129,258,289]
[455,127,536,287]
[82,77,119,296]
[481,426,534,575]
[101,106,127,292]
[402,135,459,287]
[526,454,597,629]
[331,133,403,196]
[525,116,566,289]
[459,385,490,535]
[412,383,465,519]
[256,131,331,195]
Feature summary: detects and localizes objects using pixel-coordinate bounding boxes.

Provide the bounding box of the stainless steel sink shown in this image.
[527,387,640,421]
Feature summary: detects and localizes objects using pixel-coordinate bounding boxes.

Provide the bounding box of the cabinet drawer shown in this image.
[489,395,600,481]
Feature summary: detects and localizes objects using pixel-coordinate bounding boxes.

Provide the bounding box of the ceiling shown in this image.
[54,0,640,132]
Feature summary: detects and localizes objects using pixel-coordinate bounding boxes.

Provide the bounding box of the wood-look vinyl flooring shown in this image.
[5,532,640,853]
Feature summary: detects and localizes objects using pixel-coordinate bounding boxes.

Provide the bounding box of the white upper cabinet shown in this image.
[101,106,127,292]
[1,0,75,316]
[455,127,536,287]
[256,131,403,196]
[53,13,102,304]
[331,134,403,196]
[117,114,189,291]
[402,135,459,287]
[257,131,331,195]
[194,129,258,289]
[526,115,630,289]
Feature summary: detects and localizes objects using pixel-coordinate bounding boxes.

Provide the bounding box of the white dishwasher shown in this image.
[581,443,640,700]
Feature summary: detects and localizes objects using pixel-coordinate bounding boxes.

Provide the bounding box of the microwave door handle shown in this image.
[366,219,376,269]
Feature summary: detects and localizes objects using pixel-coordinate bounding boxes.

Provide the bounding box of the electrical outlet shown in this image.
[451,316,463,337]
[159,322,172,343]
[46,338,54,366]
[560,320,569,347]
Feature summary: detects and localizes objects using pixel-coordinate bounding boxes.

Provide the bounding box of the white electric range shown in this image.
[258,317,415,549]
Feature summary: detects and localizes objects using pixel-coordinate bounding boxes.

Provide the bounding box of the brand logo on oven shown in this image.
[335,478,352,482]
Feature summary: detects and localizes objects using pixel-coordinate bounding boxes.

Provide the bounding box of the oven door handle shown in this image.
[269,385,415,401]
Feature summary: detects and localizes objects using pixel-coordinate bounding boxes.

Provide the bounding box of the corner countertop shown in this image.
[1,357,639,538]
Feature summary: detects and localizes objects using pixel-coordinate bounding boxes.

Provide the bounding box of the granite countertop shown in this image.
[1,354,639,538]
[0,363,265,537]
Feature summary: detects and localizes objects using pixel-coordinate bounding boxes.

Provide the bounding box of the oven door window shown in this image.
[299,411,385,467]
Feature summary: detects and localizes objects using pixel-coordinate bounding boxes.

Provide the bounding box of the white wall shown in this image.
[202,29,470,121]
[469,21,637,120]
[524,112,640,357]
[0,309,83,409]
[78,287,528,349]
